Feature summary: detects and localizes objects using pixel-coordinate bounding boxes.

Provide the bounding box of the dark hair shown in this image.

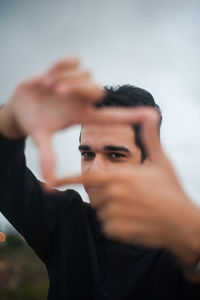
[95,85,162,161]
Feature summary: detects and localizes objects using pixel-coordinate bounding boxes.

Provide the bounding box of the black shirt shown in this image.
[0,134,200,300]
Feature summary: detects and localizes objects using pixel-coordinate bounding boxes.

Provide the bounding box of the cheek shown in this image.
[81,159,94,174]
[81,160,89,173]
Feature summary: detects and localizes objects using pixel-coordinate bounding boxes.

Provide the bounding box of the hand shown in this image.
[54,108,200,265]
[2,57,104,180]
[1,60,162,182]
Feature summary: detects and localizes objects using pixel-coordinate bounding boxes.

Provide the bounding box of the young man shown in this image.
[0,57,200,299]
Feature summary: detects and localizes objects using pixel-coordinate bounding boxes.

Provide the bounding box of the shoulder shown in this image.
[63,188,83,203]
[57,188,90,211]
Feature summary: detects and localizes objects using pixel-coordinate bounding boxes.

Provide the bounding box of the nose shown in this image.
[87,154,107,174]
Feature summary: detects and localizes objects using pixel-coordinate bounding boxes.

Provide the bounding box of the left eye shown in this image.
[110,153,125,159]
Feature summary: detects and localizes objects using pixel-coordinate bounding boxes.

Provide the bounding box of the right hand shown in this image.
[0,57,105,181]
[0,57,163,182]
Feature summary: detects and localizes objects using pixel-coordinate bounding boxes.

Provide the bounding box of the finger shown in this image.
[140,110,179,178]
[17,74,44,90]
[83,107,165,163]
[43,70,91,87]
[140,109,164,163]
[53,172,111,188]
[47,57,80,75]
[54,83,105,103]
[102,219,141,243]
[81,106,158,125]
[102,219,164,247]
[19,58,80,89]
[32,130,56,184]
[98,202,136,222]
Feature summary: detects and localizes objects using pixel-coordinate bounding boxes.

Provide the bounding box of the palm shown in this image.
[13,87,93,136]
[10,57,104,181]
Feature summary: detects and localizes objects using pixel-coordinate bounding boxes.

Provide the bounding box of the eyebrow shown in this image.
[78,145,91,151]
[78,144,130,153]
[104,145,130,152]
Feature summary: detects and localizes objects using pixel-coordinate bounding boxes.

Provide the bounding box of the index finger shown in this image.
[84,107,164,163]
[47,57,80,75]
[32,130,56,183]
[52,172,110,188]
[52,168,136,188]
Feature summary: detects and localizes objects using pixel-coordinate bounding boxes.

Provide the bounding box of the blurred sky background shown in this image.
[0,0,200,230]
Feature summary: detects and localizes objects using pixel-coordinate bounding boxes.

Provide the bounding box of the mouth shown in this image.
[84,184,104,196]
[85,185,102,191]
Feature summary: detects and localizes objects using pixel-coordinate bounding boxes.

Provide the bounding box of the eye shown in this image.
[81,152,95,159]
[109,153,126,159]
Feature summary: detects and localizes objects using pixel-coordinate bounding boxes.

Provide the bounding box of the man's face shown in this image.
[79,124,142,203]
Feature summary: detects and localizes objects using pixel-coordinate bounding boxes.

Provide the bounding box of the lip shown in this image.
[85,185,103,193]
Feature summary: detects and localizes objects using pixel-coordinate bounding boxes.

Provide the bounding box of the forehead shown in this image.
[81,123,136,149]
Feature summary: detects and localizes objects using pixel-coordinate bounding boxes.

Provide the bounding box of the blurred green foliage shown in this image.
[0,233,48,300]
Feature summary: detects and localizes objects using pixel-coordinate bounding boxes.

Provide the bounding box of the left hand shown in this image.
[53,108,200,265]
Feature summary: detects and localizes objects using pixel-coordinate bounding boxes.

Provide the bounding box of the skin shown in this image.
[1,55,200,281]
[80,123,142,204]
[55,115,200,275]
[0,57,104,181]
[0,56,150,182]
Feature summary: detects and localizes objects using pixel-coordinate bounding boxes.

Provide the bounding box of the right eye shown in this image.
[81,152,95,159]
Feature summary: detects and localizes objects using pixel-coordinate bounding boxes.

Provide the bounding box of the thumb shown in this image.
[84,106,164,164]
[140,108,164,164]
[140,109,186,192]
[32,130,56,184]
[52,172,110,188]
